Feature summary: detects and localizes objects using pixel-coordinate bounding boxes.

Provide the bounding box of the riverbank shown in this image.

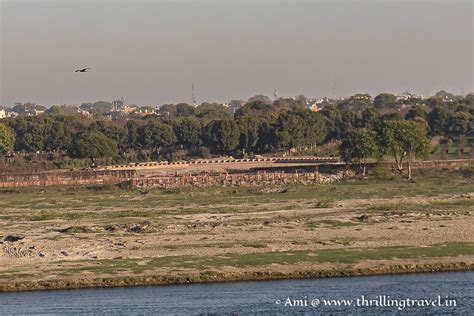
[1,167,473,292]
[1,262,473,292]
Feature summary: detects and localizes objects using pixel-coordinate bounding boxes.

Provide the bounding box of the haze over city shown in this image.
[1,0,473,107]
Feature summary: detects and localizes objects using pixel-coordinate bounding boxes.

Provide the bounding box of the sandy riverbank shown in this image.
[1,168,473,292]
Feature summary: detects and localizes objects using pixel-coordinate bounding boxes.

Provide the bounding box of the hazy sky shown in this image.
[1,0,473,107]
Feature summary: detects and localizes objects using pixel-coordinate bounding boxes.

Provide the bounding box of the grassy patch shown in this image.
[61,242,474,275]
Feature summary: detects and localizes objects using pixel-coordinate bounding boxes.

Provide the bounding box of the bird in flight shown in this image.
[75,68,91,73]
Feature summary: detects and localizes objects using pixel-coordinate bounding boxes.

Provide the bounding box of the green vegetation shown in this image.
[1,92,472,167]
[69,131,118,161]
[380,120,431,179]
[431,137,473,160]
[0,168,471,222]
[60,242,474,275]
[340,128,377,176]
[0,166,472,290]
[0,123,15,155]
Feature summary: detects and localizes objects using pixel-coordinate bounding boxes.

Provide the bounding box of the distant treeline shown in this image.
[0,93,473,176]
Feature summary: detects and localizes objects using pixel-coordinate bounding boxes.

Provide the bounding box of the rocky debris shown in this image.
[258,187,288,194]
[352,215,370,222]
[38,252,45,257]
[56,226,93,234]
[2,244,33,258]
[3,235,23,243]
[127,221,152,233]
[104,225,117,232]
[104,221,157,233]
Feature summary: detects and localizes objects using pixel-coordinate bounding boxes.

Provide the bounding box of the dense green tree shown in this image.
[465,93,474,107]
[339,129,377,176]
[235,100,277,118]
[435,90,455,100]
[139,122,177,153]
[0,123,15,155]
[272,97,307,111]
[273,112,305,149]
[405,105,428,121]
[446,111,472,139]
[125,120,141,150]
[175,103,195,117]
[337,94,372,111]
[174,118,202,148]
[195,103,232,122]
[44,121,71,151]
[425,96,444,108]
[236,116,260,153]
[290,109,327,146]
[79,101,112,118]
[374,93,397,109]
[10,117,46,152]
[248,94,272,104]
[70,131,117,162]
[46,105,79,116]
[319,106,342,140]
[102,125,127,151]
[255,119,275,152]
[159,103,195,119]
[427,106,449,135]
[380,112,403,122]
[358,107,380,130]
[339,109,358,136]
[205,119,240,153]
[379,120,431,179]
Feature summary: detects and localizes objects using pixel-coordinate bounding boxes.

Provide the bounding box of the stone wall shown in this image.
[0,170,136,188]
[384,159,473,170]
[0,159,471,189]
[130,171,348,189]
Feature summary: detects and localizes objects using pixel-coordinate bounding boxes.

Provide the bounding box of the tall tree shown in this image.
[380,120,431,179]
[236,116,260,153]
[70,131,117,162]
[446,111,472,139]
[374,93,396,109]
[0,123,15,155]
[44,121,71,151]
[125,120,140,150]
[427,106,449,136]
[405,105,427,121]
[139,122,177,154]
[339,129,377,176]
[174,118,202,149]
[205,119,240,153]
[273,111,305,150]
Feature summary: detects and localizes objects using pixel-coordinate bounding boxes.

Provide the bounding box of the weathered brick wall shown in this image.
[0,170,136,188]
[0,159,471,189]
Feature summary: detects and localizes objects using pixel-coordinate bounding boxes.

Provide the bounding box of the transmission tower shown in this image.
[192,82,197,107]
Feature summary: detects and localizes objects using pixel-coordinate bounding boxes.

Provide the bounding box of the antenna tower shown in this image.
[192,82,197,107]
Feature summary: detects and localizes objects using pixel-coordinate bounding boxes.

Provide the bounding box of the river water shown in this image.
[0,271,472,315]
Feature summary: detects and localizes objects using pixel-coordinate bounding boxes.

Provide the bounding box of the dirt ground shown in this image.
[0,169,473,291]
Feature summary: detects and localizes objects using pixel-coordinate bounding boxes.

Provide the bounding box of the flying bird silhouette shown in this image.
[75,68,91,73]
